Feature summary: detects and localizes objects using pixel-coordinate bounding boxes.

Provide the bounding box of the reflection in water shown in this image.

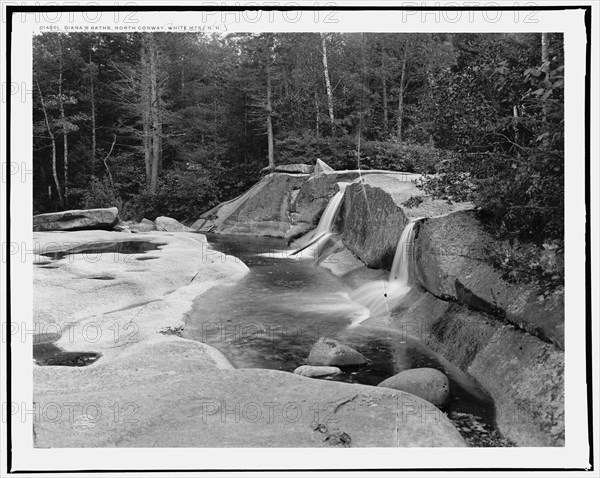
[185,234,495,425]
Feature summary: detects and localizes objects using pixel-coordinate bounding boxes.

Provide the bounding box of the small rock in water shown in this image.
[377,367,450,408]
[294,365,342,378]
[307,338,368,367]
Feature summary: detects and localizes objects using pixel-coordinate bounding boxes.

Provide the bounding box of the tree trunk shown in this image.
[36,78,64,206]
[244,106,248,165]
[214,98,218,150]
[541,33,549,65]
[320,33,335,135]
[89,52,97,177]
[181,54,185,100]
[103,134,117,188]
[381,43,388,136]
[149,33,161,194]
[140,40,152,188]
[315,91,320,139]
[541,33,549,123]
[266,60,275,173]
[357,33,366,165]
[57,37,69,205]
[397,41,409,142]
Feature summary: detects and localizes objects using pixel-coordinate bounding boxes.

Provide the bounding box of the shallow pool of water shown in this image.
[39,240,166,261]
[184,234,495,425]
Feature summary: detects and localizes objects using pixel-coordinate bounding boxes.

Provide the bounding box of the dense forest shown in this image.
[33,32,563,244]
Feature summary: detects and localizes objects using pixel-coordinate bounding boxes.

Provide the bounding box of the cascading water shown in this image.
[290,182,349,257]
[348,219,419,325]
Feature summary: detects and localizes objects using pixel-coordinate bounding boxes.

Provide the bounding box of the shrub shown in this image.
[414,170,478,203]
[155,169,220,221]
[77,177,121,210]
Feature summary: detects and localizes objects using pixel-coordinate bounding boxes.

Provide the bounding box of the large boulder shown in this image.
[378,368,450,408]
[414,210,564,348]
[291,172,362,229]
[34,364,466,447]
[155,216,193,232]
[294,365,341,377]
[207,173,308,238]
[340,174,473,269]
[33,207,119,232]
[308,338,367,367]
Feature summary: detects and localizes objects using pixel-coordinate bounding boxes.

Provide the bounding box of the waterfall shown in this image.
[290,183,348,257]
[314,187,346,236]
[388,219,418,284]
[348,219,419,325]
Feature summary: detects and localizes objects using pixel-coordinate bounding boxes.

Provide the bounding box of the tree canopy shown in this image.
[33,32,564,242]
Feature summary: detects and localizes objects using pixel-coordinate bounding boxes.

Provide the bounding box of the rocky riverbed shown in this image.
[32,227,467,448]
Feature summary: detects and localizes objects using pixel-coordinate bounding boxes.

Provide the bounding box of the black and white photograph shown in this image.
[1,1,598,476]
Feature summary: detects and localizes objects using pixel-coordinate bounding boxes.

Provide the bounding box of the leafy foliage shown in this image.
[32,32,564,247]
[486,239,564,291]
[413,33,564,242]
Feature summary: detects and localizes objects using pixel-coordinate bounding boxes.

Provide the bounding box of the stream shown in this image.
[184,234,508,445]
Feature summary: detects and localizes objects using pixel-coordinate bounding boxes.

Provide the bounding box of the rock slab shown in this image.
[33,207,119,232]
[308,338,367,367]
[377,368,451,408]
